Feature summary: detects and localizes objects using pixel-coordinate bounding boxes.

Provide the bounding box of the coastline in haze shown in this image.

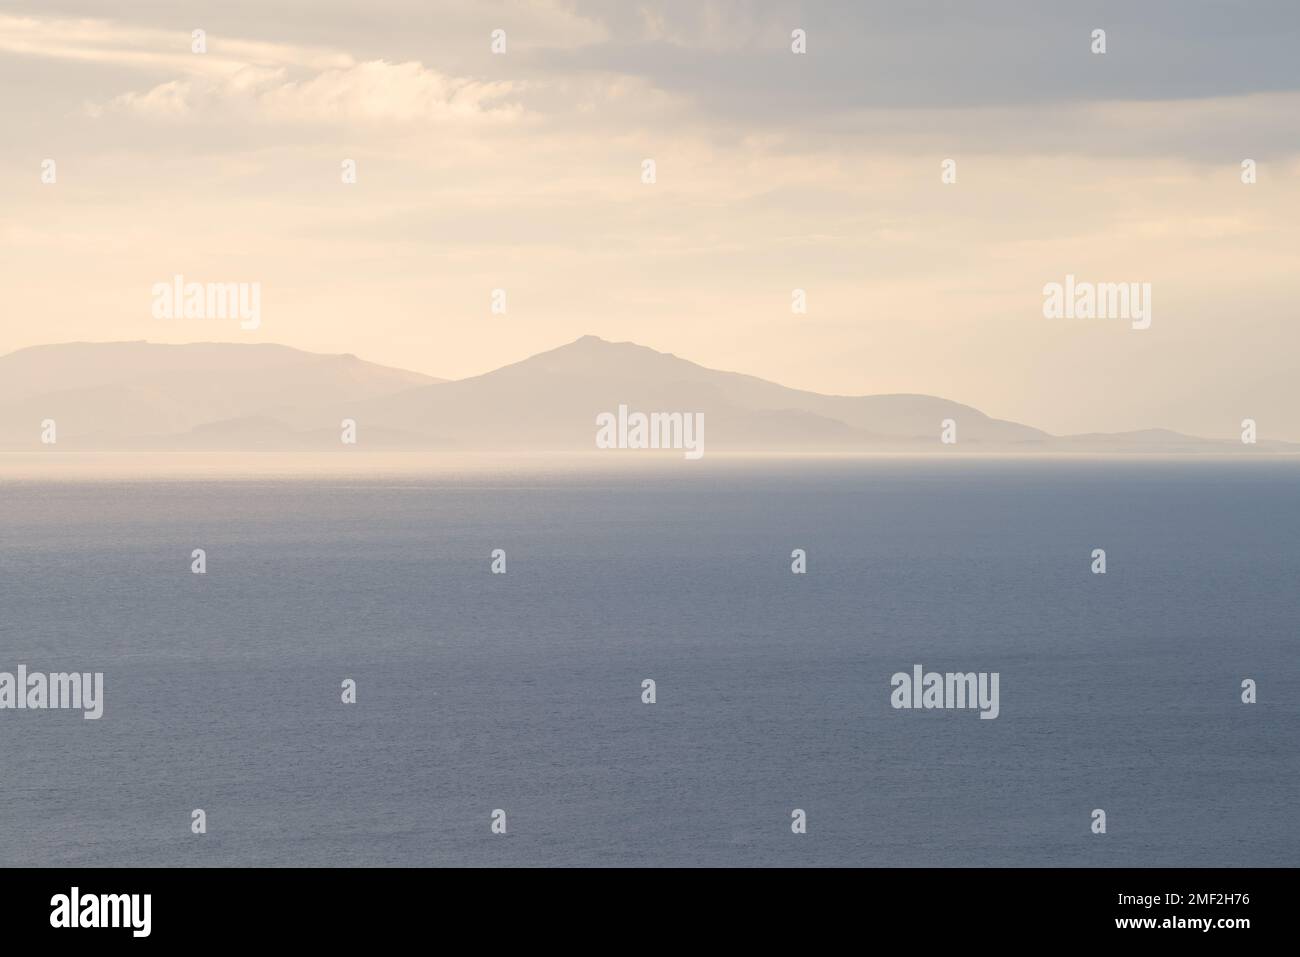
[2,338,1294,461]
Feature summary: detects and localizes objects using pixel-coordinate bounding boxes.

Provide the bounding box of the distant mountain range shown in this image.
[0,337,1292,454]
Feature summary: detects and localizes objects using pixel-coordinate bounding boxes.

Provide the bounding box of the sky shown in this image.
[2,0,1299,440]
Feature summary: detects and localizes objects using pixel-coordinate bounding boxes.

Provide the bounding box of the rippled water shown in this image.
[1,458,1296,866]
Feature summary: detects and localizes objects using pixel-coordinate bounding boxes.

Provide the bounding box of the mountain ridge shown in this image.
[0,337,1291,454]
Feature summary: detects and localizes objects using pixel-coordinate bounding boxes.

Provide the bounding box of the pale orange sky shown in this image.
[2,2,1299,440]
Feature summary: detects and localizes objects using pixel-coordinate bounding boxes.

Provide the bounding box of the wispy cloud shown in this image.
[91,62,521,125]
[2,14,522,125]
[0,14,354,74]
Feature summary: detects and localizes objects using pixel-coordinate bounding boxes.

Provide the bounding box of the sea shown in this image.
[1,456,1296,866]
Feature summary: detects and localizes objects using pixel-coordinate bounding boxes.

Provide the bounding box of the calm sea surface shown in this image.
[1,458,1297,866]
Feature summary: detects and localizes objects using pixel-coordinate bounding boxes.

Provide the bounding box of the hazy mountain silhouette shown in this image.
[0,337,1291,453]
[351,335,1051,451]
[0,342,440,447]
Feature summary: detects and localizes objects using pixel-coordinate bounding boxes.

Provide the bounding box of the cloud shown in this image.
[95,61,521,125]
[256,62,520,124]
[560,0,1300,114]
[0,13,353,76]
[3,13,521,126]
